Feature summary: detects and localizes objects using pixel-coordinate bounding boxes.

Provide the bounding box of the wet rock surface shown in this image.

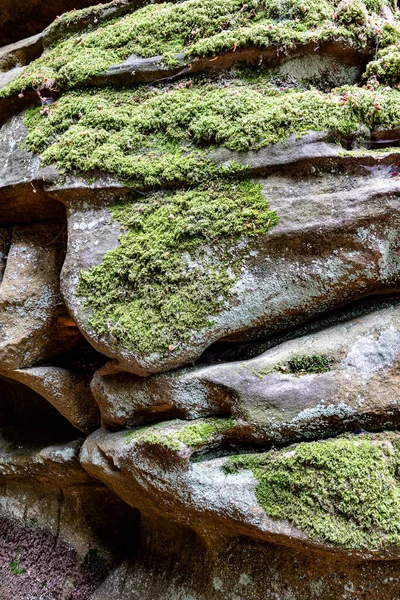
[2,0,400,598]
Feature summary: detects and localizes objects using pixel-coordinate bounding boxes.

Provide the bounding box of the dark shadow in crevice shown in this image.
[39,336,108,375]
[0,0,102,47]
[0,376,82,443]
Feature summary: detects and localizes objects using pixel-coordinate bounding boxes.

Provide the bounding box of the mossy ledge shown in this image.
[6,0,400,363]
[0,0,398,97]
[224,433,400,550]
[21,83,400,188]
[124,417,235,449]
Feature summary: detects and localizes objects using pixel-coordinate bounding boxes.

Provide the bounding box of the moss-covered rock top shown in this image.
[0,0,399,97]
[21,83,400,186]
[224,433,400,550]
[124,417,235,449]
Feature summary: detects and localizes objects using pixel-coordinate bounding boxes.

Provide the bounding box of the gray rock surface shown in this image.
[0,222,80,370]
[0,34,43,73]
[61,167,400,375]
[91,302,400,440]
[81,422,310,547]
[4,366,100,434]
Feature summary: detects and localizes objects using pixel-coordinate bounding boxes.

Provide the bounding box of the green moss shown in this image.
[252,354,330,378]
[22,86,251,187]
[77,180,277,355]
[124,417,235,449]
[365,44,400,83]
[262,0,333,26]
[174,417,235,447]
[0,0,391,99]
[9,554,25,577]
[286,354,331,374]
[224,432,400,550]
[334,0,368,26]
[339,146,400,155]
[46,0,126,34]
[20,84,400,189]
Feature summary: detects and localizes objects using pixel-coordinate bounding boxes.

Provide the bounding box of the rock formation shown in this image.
[1,0,400,597]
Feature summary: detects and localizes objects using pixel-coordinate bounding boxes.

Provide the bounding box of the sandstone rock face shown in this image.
[91,300,400,440]
[2,0,400,598]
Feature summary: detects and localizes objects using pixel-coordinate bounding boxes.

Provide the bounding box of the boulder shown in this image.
[92,301,400,442]
[62,167,400,375]
[81,422,400,558]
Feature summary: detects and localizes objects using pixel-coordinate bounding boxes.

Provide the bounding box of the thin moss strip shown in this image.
[124,417,235,449]
[77,181,278,355]
[224,433,400,550]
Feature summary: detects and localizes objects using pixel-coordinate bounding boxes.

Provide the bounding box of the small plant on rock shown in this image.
[9,553,25,577]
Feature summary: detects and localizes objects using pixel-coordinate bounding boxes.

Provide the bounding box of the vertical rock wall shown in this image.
[2,0,400,598]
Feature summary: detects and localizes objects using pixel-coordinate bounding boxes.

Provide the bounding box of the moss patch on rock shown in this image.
[0,0,394,98]
[365,44,400,84]
[224,433,400,550]
[77,181,277,355]
[286,354,331,374]
[125,417,235,449]
[20,83,400,189]
[6,0,400,362]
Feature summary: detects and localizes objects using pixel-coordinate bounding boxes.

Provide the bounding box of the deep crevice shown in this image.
[197,293,400,366]
[38,336,108,375]
[0,376,82,443]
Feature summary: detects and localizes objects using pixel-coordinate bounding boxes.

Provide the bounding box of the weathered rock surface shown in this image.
[0,435,140,597]
[4,366,100,433]
[92,301,400,439]
[91,42,367,88]
[62,166,400,375]
[91,533,400,600]
[0,34,43,74]
[0,221,80,370]
[81,422,306,546]
[81,422,400,561]
[2,0,400,597]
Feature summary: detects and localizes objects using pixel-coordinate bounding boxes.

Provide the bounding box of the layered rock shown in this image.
[91,300,400,440]
[1,0,400,598]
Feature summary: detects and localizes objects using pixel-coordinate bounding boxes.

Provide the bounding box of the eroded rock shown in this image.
[62,168,400,375]
[92,301,400,440]
[1,0,400,597]
[81,422,400,558]
[4,366,100,434]
[0,221,80,370]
